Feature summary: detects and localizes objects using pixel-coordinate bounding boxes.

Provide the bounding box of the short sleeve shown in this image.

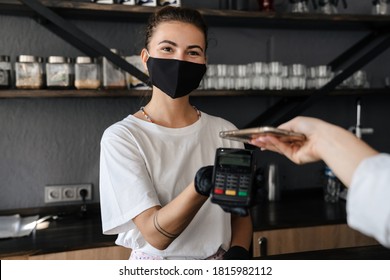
[99,125,160,235]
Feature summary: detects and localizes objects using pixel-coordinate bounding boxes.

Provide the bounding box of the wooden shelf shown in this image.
[1,0,390,30]
[1,1,390,100]
[0,88,388,98]
[0,89,150,98]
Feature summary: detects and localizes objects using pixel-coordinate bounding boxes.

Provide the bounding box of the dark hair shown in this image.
[144,6,208,52]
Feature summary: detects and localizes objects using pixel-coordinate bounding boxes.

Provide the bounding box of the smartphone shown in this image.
[219,126,306,144]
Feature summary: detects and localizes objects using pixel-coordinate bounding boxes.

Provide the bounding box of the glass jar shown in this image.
[46,56,73,89]
[122,0,136,4]
[158,0,181,7]
[0,55,11,89]
[74,56,101,90]
[102,49,126,89]
[258,0,274,12]
[137,0,157,6]
[372,0,389,15]
[323,166,341,203]
[15,55,44,89]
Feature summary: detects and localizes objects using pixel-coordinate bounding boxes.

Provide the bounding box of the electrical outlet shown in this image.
[76,184,92,200]
[44,186,62,203]
[44,184,93,203]
[62,186,77,201]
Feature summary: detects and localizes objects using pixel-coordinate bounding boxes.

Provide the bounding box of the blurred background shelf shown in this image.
[0,88,388,98]
[1,0,390,30]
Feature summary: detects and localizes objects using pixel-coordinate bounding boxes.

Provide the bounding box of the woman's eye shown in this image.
[161,47,173,53]
[188,51,201,56]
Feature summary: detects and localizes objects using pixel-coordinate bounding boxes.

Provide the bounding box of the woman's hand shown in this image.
[194,165,214,196]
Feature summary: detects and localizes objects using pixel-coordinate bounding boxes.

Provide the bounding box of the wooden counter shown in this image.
[0,204,129,260]
[0,190,388,259]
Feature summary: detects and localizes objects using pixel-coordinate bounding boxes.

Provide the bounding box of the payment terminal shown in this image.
[211,148,256,208]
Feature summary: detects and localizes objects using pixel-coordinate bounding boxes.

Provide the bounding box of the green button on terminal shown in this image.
[238,191,248,197]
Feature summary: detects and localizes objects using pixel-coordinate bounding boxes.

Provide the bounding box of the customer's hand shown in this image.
[194,165,214,196]
[250,116,324,165]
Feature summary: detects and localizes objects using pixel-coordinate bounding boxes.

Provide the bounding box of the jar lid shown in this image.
[76,56,93,64]
[48,56,67,63]
[0,55,10,62]
[17,55,39,63]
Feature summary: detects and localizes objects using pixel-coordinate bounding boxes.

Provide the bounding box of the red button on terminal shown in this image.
[214,188,224,195]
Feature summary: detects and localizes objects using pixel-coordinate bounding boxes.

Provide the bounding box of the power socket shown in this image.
[44,184,92,203]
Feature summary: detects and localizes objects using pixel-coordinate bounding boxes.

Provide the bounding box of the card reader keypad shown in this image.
[214,171,251,197]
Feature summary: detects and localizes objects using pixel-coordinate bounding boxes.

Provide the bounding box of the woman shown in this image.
[99,6,252,260]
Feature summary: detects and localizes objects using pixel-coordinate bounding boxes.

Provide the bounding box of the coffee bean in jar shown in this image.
[0,55,11,89]
[46,56,73,89]
[74,56,101,90]
[15,55,44,89]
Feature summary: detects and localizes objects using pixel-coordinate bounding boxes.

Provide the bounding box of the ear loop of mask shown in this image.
[145,49,151,60]
[144,49,152,87]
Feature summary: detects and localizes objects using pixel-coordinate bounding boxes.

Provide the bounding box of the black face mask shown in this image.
[146,56,207,99]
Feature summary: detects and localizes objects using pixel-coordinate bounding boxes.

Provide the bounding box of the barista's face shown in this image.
[141,21,207,65]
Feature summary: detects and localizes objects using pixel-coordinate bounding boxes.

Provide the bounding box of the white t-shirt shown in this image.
[347,153,390,248]
[99,112,243,259]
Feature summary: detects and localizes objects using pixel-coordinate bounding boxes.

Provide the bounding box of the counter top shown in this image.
[251,188,347,231]
[0,189,362,259]
[0,204,116,259]
[256,245,390,260]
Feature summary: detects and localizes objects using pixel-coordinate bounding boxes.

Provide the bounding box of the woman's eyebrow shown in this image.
[188,45,204,53]
[158,40,204,53]
[158,40,177,46]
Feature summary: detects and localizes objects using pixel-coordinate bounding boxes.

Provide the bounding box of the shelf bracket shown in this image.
[329,30,387,72]
[18,0,149,85]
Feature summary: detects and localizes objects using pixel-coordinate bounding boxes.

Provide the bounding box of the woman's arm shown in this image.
[230,214,253,250]
[132,182,208,250]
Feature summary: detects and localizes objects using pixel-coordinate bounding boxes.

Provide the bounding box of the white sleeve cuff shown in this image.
[347,153,390,247]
